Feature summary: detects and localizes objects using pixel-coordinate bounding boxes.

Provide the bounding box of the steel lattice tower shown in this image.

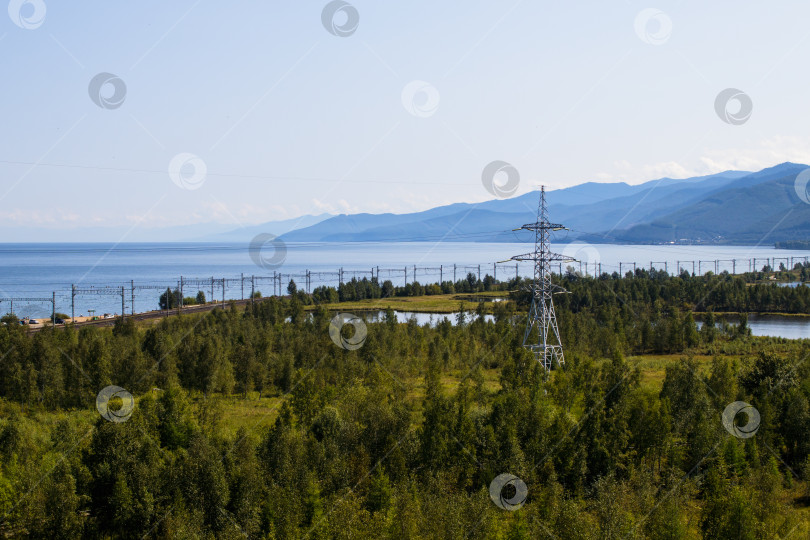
[509,186,573,371]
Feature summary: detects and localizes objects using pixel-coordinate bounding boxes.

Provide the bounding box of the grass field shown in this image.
[212,356,709,435]
[630,354,714,391]
[303,291,510,314]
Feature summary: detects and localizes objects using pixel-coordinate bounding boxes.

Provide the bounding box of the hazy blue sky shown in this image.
[2,1,810,235]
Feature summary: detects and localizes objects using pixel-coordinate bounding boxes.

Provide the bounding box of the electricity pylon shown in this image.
[508,186,573,371]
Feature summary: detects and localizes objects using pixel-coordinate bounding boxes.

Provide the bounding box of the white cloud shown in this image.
[698,136,810,173]
[310,198,358,215]
[596,136,810,184]
[0,209,80,226]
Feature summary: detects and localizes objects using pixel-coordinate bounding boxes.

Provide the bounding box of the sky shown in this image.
[3,1,810,238]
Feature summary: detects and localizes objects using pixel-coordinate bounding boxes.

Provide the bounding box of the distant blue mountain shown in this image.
[600,163,810,244]
[278,168,793,244]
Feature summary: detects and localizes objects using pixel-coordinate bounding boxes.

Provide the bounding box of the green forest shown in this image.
[1,269,810,538]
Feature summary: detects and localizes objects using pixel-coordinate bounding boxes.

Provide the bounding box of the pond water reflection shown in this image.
[697,315,809,340]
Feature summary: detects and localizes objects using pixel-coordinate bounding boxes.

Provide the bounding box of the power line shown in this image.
[0,159,472,187]
[507,186,573,371]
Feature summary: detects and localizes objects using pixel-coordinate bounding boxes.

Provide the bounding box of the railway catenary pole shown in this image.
[1,296,53,322]
[30,250,808,324]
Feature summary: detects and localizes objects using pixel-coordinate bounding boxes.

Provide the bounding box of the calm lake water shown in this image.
[0,242,807,319]
[369,311,808,339]
[698,316,810,340]
[362,310,496,326]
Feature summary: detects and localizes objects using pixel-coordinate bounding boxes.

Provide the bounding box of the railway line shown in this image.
[25,297,260,333]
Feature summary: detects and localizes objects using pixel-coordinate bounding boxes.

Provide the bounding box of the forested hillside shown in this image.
[1,270,809,538]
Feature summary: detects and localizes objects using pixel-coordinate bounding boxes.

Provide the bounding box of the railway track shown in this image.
[27,297,260,332]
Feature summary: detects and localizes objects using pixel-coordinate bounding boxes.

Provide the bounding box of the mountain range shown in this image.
[270,162,810,245]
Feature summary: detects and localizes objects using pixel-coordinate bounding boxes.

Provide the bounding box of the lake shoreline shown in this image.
[2,241,808,317]
[693,311,810,320]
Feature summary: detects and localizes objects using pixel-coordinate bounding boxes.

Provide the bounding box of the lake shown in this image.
[361,310,496,326]
[698,315,810,340]
[0,242,807,318]
[364,310,807,340]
